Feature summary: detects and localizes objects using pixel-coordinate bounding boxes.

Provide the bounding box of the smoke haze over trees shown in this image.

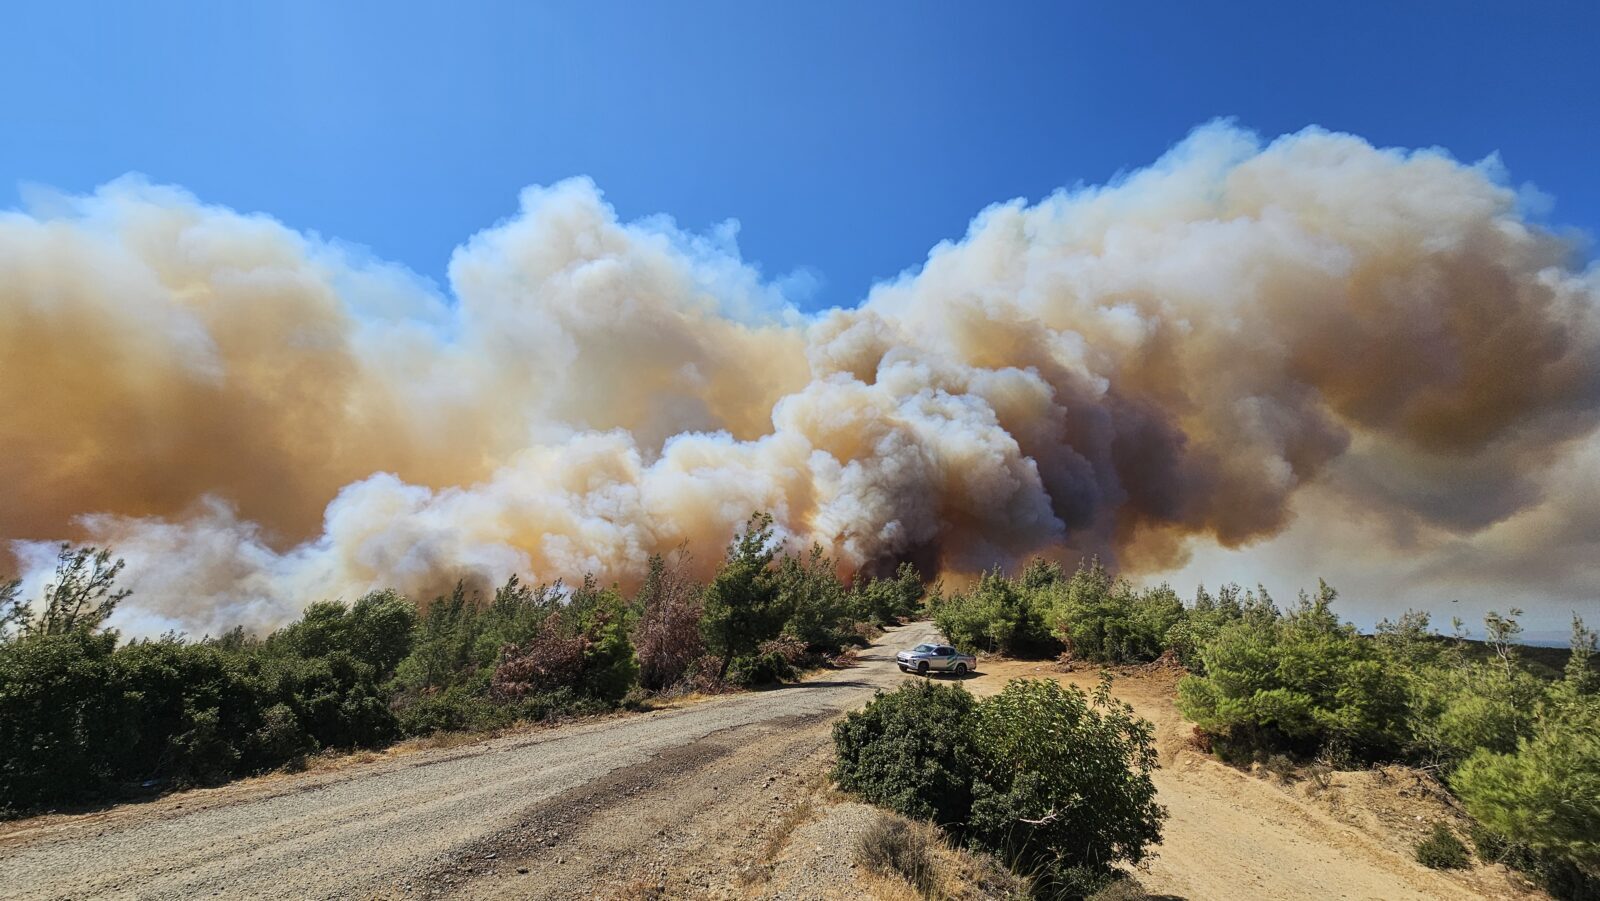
[3,123,1599,636]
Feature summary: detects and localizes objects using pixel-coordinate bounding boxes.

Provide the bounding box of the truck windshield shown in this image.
[913,644,936,653]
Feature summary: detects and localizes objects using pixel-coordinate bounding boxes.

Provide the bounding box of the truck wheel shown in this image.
[916,661,929,676]
[954,662,967,676]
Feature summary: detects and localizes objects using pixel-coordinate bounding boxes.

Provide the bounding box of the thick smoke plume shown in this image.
[4,123,1598,635]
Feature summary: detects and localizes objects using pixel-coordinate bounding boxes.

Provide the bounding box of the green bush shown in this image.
[851,562,925,626]
[834,677,1165,894]
[833,680,984,825]
[114,638,262,783]
[967,679,1165,894]
[252,703,313,765]
[1452,684,1599,876]
[930,569,1055,657]
[394,684,510,735]
[1414,822,1470,869]
[777,546,852,652]
[1470,820,1600,900]
[725,650,795,687]
[391,578,558,696]
[701,513,789,679]
[1406,660,1546,766]
[1044,560,1184,664]
[0,630,127,808]
[1164,583,1276,672]
[1175,582,1406,760]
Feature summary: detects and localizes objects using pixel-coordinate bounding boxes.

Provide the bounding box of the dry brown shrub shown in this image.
[632,549,704,691]
[856,812,940,898]
[759,635,808,665]
[491,614,588,699]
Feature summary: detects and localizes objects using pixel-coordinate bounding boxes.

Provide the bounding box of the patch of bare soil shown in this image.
[1285,765,1547,899]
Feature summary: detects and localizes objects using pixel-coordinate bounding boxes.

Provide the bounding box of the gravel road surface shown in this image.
[0,623,941,900]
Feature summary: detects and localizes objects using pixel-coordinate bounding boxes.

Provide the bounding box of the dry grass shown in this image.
[602,877,667,900]
[1085,876,1154,900]
[859,869,928,901]
[855,814,942,897]
[851,809,1031,901]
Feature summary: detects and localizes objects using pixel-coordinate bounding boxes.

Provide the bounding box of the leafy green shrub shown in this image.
[0,587,416,809]
[492,587,638,705]
[263,650,399,750]
[967,679,1165,894]
[833,680,983,825]
[1164,583,1276,672]
[391,578,558,696]
[1415,822,1470,869]
[1041,559,1181,664]
[1406,659,1546,766]
[776,546,852,652]
[851,562,925,625]
[701,513,789,679]
[1176,582,1406,760]
[0,630,127,808]
[252,702,313,765]
[562,580,640,702]
[725,650,795,686]
[1451,677,1600,877]
[1467,820,1511,862]
[114,638,262,784]
[1470,819,1599,900]
[393,684,511,735]
[272,592,416,674]
[834,677,1165,894]
[930,569,1055,657]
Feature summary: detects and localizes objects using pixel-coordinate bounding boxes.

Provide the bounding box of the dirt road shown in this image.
[0,624,1532,900]
[0,623,941,901]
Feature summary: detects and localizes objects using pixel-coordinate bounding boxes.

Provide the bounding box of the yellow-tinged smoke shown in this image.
[4,124,1598,635]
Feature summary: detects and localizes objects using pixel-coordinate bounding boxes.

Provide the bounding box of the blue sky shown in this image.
[2,1,1596,311]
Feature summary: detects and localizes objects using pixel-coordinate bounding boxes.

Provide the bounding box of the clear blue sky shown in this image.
[2,1,1596,310]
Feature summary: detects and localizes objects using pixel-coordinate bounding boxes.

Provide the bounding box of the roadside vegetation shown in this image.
[833,676,1165,899]
[0,514,923,815]
[928,557,1600,898]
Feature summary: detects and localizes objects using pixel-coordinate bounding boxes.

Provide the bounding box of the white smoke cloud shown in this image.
[4,123,1597,636]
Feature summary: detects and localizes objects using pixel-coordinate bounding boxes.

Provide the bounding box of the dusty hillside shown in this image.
[957,658,1548,901]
